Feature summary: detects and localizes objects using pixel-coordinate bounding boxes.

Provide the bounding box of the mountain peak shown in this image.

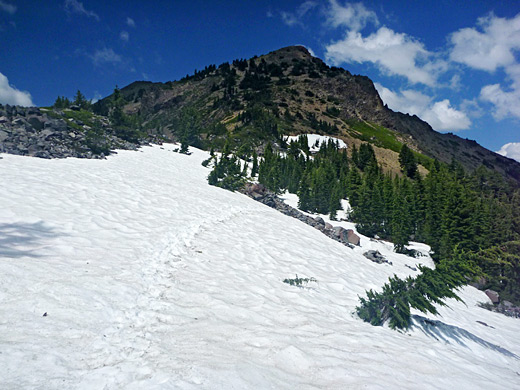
[263,45,313,61]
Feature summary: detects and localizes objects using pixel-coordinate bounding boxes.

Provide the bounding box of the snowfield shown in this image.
[0,144,519,389]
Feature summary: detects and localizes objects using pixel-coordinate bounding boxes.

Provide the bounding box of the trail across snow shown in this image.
[0,144,519,389]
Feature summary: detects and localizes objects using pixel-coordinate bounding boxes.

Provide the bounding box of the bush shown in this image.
[283,274,317,287]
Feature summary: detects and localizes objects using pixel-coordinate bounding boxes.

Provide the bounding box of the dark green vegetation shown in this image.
[357,248,476,330]
[250,140,520,262]
[209,136,520,328]
[283,275,318,287]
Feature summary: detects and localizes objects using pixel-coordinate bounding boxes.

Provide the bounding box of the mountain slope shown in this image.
[94,45,520,184]
[0,145,519,389]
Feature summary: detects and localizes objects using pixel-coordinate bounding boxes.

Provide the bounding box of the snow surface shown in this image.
[284,134,347,152]
[1,144,519,389]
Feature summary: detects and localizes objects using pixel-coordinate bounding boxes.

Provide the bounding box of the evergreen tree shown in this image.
[398,144,418,178]
[251,150,259,177]
[73,90,90,110]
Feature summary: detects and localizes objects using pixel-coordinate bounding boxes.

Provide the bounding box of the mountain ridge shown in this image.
[94,45,520,184]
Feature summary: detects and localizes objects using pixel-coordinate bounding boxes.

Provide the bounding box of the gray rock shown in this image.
[485,289,500,304]
[363,250,390,265]
[314,217,325,226]
[28,116,44,131]
[40,129,55,139]
[0,130,8,142]
[346,229,360,246]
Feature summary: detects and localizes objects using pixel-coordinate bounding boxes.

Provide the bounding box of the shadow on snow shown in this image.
[412,314,519,359]
[0,221,59,259]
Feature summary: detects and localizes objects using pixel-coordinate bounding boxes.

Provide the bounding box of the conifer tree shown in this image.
[251,150,259,177]
[398,144,418,178]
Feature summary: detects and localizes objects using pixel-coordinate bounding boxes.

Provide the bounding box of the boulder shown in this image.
[40,129,55,139]
[363,250,386,264]
[314,217,325,226]
[27,116,44,131]
[470,277,487,290]
[12,118,26,126]
[333,226,345,239]
[324,222,333,230]
[485,289,500,304]
[346,229,360,246]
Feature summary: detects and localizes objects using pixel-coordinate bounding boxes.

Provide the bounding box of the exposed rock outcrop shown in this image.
[242,183,359,249]
[0,104,143,159]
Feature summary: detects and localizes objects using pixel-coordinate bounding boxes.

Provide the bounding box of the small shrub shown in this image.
[283,274,317,287]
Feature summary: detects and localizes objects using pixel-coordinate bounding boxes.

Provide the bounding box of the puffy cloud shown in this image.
[326,1,378,32]
[90,48,122,66]
[0,1,16,14]
[375,83,470,131]
[120,30,129,42]
[450,13,520,72]
[326,27,447,86]
[280,1,317,27]
[480,83,520,120]
[0,72,34,106]
[64,0,99,21]
[496,142,520,162]
[451,13,520,120]
[126,17,135,27]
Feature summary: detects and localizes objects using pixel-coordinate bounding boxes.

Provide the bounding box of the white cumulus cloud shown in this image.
[0,72,34,106]
[375,83,470,131]
[450,13,520,72]
[496,142,520,162]
[326,0,378,32]
[451,13,520,120]
[325,26,447,87]
[126,17,135,27]
[0,1,16,14]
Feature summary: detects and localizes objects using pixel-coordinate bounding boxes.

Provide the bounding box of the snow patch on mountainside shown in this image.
[0,144,519,389]
[285,134,347,152]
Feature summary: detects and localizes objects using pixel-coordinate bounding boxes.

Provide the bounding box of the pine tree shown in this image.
[251,150,259,177]
[398,144,418,178]
[329,182,342,220]
[73,90,89,110]
[297,172,312,211]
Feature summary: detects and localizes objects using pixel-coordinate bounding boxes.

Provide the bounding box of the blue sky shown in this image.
[1,1,519,160]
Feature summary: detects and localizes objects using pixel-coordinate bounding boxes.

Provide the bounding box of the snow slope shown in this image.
[0,144,519,389]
